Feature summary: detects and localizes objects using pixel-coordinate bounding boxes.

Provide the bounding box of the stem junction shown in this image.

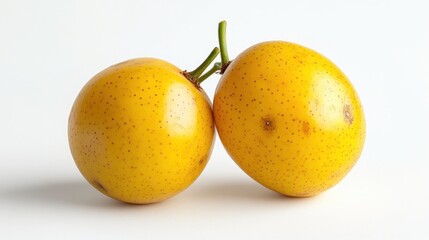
[217,20,232,74]
[183,47,220,86]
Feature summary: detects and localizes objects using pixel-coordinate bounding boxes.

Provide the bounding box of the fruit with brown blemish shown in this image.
[68,49,219,204]
[213,21,366,197]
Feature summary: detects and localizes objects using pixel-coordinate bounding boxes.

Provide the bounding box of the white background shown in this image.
[1,0,428,239]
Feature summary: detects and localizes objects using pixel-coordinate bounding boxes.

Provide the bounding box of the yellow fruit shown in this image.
[68,58,215,204]
[214,41,366,197]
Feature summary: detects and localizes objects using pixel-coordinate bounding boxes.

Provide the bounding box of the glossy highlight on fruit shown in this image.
[69,58,215,204]
[214,40,366,197]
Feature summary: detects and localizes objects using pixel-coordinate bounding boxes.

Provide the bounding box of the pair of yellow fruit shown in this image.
[68,21,366,204]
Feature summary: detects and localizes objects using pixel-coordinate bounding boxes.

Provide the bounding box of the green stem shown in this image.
[198,62,222,83]
[218,21,230,65]
[187,47,220,80]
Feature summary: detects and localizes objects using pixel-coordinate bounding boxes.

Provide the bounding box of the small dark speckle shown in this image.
[343,104,354,125]
[261,115,276,132]
[94,180,107,192]
[302,121,310,136]
[199,157,205,165]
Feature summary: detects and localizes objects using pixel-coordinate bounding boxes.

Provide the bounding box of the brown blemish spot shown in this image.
[199,157,205,165]
[261,115,276,132]
[94,180,107,192]
[343,104,354,125]
[302,121,310,136]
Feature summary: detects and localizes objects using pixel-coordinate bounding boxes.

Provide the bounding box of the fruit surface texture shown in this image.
[214,41,365,197]
[69,58,215,204]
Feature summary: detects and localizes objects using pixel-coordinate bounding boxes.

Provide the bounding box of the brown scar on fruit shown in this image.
[261,115,276,132]
[94,180,107,192]
[343,104,354,125]
[199,156,206,165]
[302,121,310,136]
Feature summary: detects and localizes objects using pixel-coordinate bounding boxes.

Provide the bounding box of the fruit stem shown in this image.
[218,20,230,66]
[198,62,222,83]
[187,47,220,80]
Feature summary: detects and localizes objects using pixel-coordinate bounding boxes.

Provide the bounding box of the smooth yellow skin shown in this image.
[68,58,215,204]
[214,41,365,197]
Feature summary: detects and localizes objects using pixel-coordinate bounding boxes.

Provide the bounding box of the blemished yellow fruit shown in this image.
[68,58,215,204]
[214,41,366,197]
